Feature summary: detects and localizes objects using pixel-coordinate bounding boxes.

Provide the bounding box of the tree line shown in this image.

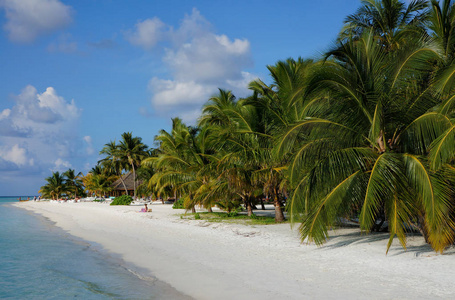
[40,0,455,253]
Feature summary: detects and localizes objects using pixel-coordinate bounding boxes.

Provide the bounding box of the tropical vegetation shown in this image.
[39,170,86,200]
[39,0,455,253]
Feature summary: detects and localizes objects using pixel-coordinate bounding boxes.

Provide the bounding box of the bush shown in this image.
[194,213,201,220]
[172,198,185,209]
[110,195,133,206]
[227,211,239,217]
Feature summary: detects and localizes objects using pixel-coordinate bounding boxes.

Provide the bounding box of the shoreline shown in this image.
[13,201,455,300]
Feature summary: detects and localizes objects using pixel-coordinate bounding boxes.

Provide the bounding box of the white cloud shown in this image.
[125,17,166,50]
[127,8,255,123]
[0,109,10,120]
[0,0,73,43]
[163,34,251,82]
[37,87,79,118]
[52,158,71,172]
[7,85,79,131]
[83,135,92,144]
[226,71,258,92]
[83,135,94,155]
[0,144,29,166]
[149,78,213,108]
[0,85,82,172]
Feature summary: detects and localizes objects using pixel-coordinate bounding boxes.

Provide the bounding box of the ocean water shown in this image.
[0,197,191,300]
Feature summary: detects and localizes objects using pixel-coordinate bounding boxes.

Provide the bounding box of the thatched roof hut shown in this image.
[110,172,142,196]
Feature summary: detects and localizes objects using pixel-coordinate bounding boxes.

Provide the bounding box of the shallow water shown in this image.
[0,197,191,299]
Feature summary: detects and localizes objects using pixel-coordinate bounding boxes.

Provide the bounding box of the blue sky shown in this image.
[0,0,361,196]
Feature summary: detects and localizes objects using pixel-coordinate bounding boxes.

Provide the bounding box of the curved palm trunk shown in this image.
[119,175,128,194]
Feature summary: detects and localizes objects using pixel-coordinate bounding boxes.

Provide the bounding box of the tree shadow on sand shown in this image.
[320,230,389,248]
[317,229,455,256]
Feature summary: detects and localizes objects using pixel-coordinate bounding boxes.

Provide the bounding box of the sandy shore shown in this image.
[13,201,455,300]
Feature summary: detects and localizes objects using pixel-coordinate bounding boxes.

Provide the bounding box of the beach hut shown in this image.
[109,172,142,197]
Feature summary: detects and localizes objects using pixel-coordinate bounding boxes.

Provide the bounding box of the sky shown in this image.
[0,0,362,196]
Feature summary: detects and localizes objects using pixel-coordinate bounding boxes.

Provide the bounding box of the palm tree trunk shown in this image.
[418,215,431,244]
[119,175,128,194]
[274,188,285,222]
[131,162,136,198]
[245,195,253,217]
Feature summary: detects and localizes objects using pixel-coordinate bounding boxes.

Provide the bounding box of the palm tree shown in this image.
[99,140,128,194]
[427,0,455,61]
[63,169,84,199]
[200,91,268,217]
[276,30,455,252]
[39,172,68,200]
[340,0,429,51]
[246,58,317,222]
[144,118,214,213]
[117,132,149,198]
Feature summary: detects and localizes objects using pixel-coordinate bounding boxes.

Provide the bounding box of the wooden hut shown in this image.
[110,172,142,197]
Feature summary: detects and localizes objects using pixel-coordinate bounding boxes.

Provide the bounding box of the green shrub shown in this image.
[110,195,133,206]
[227,211,239,217]
[172,198,185,209]
[194,213,201,220]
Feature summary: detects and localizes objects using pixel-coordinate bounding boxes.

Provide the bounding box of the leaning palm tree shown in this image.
[277,30,455,253]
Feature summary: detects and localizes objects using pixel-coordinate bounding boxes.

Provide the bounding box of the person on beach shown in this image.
[140,204,152,212]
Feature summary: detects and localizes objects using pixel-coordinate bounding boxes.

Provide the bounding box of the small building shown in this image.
[110,172,142,197]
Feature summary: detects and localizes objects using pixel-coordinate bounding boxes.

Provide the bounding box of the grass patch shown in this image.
[180,211,287,225]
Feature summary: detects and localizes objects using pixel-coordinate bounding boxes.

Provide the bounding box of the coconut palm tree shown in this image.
[340,0,429,51]
[427,0,455,61]
[199,91,270,217]
[99,140,128,194]
[39,172,68,200]
[276,30,455,253]
[144,118,218,212]
[117,132,149,198]
[63,169,84,199]
[246,58,317,222]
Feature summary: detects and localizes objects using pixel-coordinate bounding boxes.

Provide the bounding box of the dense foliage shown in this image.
[172,198,185,209]
[143,0,455,253]
[110,195,134,206]
[39,170,86,199]
[40,0,455,253]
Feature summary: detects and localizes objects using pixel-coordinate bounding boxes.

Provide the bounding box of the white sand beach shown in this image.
[14,201,455,300]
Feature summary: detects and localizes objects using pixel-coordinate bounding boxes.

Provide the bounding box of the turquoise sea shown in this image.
[0,197,190,299]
